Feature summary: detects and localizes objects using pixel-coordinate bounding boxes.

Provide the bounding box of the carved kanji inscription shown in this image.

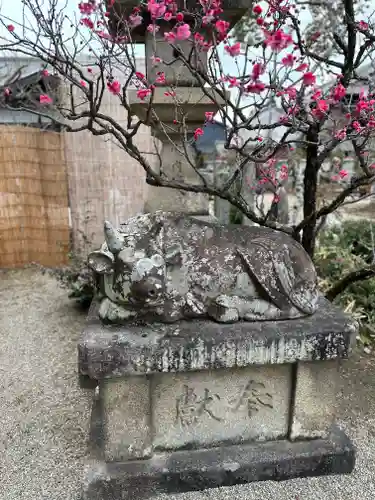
[175,379,274,426]
[228,379,273,416]
[175,385,222,427]
[153,365,290,450]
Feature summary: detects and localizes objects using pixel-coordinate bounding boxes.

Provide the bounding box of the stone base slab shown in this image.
[83,427,355,500]
[79,298,357,380]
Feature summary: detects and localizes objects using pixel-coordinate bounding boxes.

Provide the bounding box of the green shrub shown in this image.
[53,252,95,310]
[229,205,244,225]
[52,217,97,310]
[316,220,375,345]
[318,219,375,251]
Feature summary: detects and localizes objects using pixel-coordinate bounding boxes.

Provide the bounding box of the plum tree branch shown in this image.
[326,266,375,301]
[295,174,375,233]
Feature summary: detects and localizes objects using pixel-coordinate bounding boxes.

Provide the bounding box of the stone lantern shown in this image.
[107,0,248,214]
[78,4,357,499]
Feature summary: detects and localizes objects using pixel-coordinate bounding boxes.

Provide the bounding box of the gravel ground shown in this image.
[0,268,93,500]
[1,268,375,500]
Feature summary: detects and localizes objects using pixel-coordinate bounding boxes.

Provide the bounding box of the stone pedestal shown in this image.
[213,160,235,224]
[241,162,256,225]
[132,24,212,215]
[143,135,209,214]
[342,155,356,184]
[79,297,357,499]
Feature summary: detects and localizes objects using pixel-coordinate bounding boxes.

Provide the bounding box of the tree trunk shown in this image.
[302,125,320,258]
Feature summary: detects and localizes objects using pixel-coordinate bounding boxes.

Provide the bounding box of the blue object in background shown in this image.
[193,121,227,155]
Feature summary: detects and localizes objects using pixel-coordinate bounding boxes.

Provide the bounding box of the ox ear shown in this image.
[148,221,164,254]
[88,251,114,274]
[104,220,124,254]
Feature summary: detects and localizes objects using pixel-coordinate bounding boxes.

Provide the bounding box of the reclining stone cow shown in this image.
[88,211,319,324]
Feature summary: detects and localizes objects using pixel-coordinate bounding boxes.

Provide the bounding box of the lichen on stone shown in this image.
[88,211,320,325]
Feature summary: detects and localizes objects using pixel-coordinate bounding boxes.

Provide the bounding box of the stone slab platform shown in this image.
[83,427,355,500]
[79,298,357,380]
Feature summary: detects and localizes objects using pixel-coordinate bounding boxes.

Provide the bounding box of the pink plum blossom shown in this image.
[176,23,191,40]
[264,29,293,52]
[107,80,121,94]
[129,14,143,27]
[39,94,53,104]
[164,32,176,42]
[224,42,241,57]
[137,88,152,100]
[194,128,204,140]
[303,72,316,86]
[147,0,166,19]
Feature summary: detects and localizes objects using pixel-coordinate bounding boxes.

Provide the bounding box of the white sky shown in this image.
[0,0,291,70]
[0,0,372,86]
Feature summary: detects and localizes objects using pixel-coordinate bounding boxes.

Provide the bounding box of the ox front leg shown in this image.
[242,299,285,321]
[98,298,138,324]
[242,299,303,321]
[209,295,301,322]
[208,295,240,323]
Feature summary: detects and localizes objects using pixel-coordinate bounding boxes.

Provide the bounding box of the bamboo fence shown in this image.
[0,126,70,267]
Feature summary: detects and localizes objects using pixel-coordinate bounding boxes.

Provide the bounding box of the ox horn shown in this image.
[104,220,124,254]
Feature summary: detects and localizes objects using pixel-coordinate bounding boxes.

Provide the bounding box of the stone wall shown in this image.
[64,57,157,252]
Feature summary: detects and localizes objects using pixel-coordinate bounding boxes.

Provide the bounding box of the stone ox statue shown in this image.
[88,212,319,324]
